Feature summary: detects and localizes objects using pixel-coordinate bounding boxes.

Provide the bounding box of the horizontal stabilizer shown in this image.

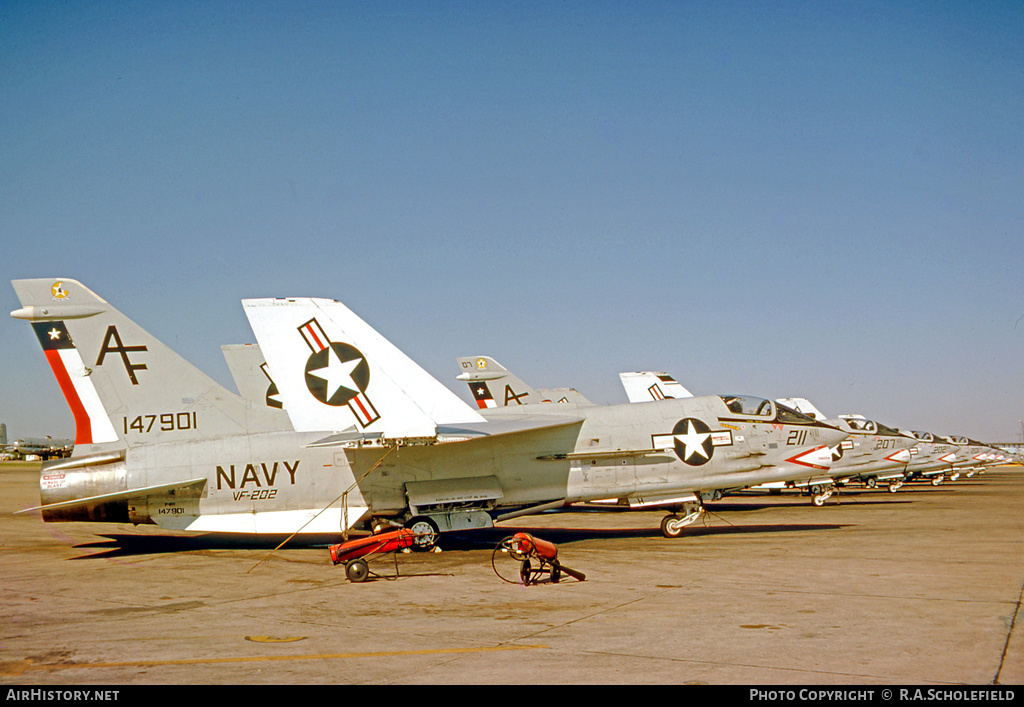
[16,477,207,515]
[305,416,585,448]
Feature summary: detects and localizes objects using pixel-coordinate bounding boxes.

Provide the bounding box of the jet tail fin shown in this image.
[776,398,828,421]
[456,356,590,407]
[221,343,287,412]
[10,278,279,448]
[619,371,694,403]
[242,297,484,438]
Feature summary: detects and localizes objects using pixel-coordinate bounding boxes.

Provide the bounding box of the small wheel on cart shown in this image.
[519,559,533,585]
[345,559,370,583]
[405,516,440,551]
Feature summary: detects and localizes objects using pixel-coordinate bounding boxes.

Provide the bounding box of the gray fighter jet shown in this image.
[10,278,370,535]
[621,377,917,504]
[11,279,848,542]
[772,399,917,496]
[243,296,849,539]
[933,435,1005,479]
[901,431,961,485]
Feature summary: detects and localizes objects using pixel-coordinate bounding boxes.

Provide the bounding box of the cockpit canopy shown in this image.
[843,417,877,433]
[721,395,773,417]
[841,417,902,436]
[912,431,935,442]
[720,395,820,425]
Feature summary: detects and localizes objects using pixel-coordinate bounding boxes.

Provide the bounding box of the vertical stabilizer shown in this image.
[455,356,591,407]
[456,356,543,408]
[221,343,287,412]
[11,278,279,448]
[776,398,828,421]
[619,372,694,403]
[242,297,484,438]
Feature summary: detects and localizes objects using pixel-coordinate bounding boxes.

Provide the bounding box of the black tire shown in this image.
[346,559,369,583]
[660,514,686,538]
[519,559,533,585]
[405,516,440,551]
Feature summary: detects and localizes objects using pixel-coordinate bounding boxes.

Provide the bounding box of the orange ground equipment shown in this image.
[328,528,416,582]
[492,532,587,585]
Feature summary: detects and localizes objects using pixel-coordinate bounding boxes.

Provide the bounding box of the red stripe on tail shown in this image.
[44,349,92,445]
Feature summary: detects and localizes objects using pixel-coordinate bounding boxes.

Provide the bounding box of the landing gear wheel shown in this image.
[345,559,369,583]
[866,477,877,489]
[660,514,687,538]
[405,516,440,552]
[812,493,826,507]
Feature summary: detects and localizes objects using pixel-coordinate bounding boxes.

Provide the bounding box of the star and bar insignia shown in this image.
[653,418,733,467]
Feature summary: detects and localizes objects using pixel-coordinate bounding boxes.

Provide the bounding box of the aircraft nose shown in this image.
[821,425,849,448]
[888,448,913,464]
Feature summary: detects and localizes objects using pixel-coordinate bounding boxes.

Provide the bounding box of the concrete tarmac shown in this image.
[1,461,1021,686]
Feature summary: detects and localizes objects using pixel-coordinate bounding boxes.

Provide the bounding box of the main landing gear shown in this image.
[660,502,704,538]
[403,516,440,551]
[809,484,834,507]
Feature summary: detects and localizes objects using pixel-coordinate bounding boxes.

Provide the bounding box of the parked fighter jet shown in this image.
[457,363,849,505]
[776,400,1006,485]
[244,297,849,539]
[935,436,1005,478]
[774,399,917,494]
[11,278,363,534]
[11,279,848,542]
[624,379,916,504]
[901,431,961,485]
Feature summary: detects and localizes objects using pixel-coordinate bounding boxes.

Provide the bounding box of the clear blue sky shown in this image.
[2,1,1022,443]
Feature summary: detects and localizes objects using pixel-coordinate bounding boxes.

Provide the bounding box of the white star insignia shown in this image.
[308,347,362,401]
[48,328,62,341]
[675,420,711,462]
